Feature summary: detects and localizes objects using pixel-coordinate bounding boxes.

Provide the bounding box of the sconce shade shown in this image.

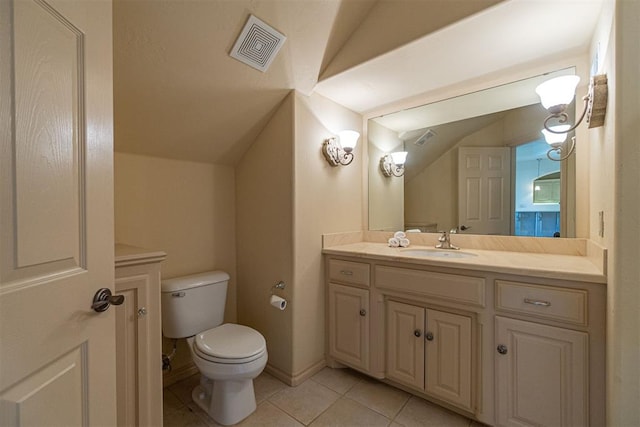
[542,125,570,146]
[535,75,580,111]
[338,130,360,152]
[390,151,408,165]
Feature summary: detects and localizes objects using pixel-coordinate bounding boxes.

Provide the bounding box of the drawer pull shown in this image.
[425,332,434,341]
[497,344,508,355]
[524,298,551,307]
[359,309,366,316]
[414,329,422,337]
[340,270,354,276]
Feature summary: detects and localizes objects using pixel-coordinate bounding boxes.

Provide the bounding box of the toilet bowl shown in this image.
[161,271,268,425]
[187,324,267,425]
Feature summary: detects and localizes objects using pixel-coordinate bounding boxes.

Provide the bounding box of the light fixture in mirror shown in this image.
[380,151,408,177]
[541,124,575,161]
[322,130,360,166]
[368,68,576,238]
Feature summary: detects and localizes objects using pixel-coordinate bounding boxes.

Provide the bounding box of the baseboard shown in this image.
[265,359,326,387]
[162,363,199,388]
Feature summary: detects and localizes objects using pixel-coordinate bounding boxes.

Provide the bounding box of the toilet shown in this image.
[161,271,267,425]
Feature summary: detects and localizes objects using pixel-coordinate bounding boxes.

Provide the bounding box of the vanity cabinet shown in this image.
[324,252,605,427]
[114,244,166,427]
[494,280,591,427]
[327,259,371,373]
[386,301,472,410]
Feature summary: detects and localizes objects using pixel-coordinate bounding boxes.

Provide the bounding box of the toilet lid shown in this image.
[195,323,266,360]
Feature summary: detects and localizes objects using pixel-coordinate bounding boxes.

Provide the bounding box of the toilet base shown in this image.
[192,376,257,425]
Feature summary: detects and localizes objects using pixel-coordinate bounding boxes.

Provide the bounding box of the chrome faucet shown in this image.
[435,229,460,250]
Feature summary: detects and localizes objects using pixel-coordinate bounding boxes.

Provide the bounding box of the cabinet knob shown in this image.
[359,309,366,316]
[414,329,422,337]
[137,307,148,318]
[425,332,434,341]
[497,344,508,355]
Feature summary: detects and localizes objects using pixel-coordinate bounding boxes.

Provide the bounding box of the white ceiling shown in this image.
[113,0,604,165]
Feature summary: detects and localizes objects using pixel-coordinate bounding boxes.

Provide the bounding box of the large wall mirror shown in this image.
[368,68,577,238]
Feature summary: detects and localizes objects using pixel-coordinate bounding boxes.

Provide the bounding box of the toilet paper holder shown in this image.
[271,281,286,294]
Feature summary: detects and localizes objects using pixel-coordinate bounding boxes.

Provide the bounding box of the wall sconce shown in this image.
[380,151,408,177]
[541,124,575,161]
[322,130,360,166]
[535,74,607,162]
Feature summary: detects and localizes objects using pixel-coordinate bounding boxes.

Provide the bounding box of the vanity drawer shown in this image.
[329,259,370,287]
[375,265,485,307]
[495,280,587,325]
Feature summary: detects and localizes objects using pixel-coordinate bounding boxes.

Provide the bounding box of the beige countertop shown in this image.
[323,242,606,284]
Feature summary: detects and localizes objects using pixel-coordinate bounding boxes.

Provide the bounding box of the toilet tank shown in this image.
[161,271,229,339]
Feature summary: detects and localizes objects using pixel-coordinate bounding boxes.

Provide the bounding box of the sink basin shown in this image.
[400,249,477,259]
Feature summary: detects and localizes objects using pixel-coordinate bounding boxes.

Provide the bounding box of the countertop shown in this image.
[323,242,606,284]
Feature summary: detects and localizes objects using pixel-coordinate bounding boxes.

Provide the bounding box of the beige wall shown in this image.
[607,0,640,424]
[292,92,363,377]
[236,94,295,376]
[114,152,237,375]
[368,120,404,231]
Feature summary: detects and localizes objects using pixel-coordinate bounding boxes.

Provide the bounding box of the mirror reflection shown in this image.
[368,68,576,238]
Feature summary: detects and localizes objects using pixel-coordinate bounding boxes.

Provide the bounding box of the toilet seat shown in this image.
[194,323,266,364]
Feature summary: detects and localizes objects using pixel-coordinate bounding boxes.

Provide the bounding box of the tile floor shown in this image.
[163,367,482,426]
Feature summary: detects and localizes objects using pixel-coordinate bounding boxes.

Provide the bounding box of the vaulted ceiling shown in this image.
[113,0,604,165]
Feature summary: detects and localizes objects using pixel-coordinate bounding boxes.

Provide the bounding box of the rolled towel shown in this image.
[399,238,411,248]
[394,231,407,239]
[388,237,400,248]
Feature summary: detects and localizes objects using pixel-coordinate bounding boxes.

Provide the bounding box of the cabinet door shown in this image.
[328,283,369,371]
[425,309,472,411]
[386,301,425,389]
[115,273,161,427]
[495,316,588,427]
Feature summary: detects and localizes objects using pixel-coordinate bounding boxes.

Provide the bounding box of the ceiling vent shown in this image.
[414,129,437,146]
[230,15,286,72]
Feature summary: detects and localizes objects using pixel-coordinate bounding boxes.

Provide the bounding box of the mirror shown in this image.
[368,68,576,237]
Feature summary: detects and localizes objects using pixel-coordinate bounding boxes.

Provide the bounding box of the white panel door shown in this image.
[0,0,115,425]
[458,147,511,235]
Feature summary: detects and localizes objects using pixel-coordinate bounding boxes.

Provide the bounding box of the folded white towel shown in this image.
[399,238,410,248]
[405,229,421,233]
[388,237,400,248]
[394,231,406,239]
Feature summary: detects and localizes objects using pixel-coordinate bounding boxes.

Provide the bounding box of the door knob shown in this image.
[92,288,124,312]
[425,332,434,341]
[359,309,366,316]
[414,329,422,337]
[497,344,508,355]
